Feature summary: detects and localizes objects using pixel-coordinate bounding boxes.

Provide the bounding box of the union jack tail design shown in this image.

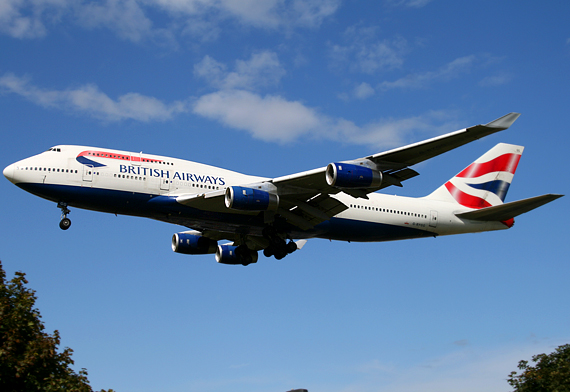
[427,143,524,210]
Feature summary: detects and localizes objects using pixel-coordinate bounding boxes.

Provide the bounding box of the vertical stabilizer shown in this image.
[426,143,524,208]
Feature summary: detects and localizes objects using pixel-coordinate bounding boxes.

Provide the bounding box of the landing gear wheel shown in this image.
[57,202,71,231]
[235,245,254,266]
[59,217,71,230]
[286,241,298,253]
[274,248,288,260]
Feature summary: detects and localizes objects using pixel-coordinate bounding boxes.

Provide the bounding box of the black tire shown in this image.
[286,241,298,253]
[59,218,71,230]
[274,248,287,260]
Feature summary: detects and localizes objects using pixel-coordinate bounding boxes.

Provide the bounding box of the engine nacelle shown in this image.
[171,232,218,255]
[326,162,382,189]
[225,186,279,211]
[215,244,259,265]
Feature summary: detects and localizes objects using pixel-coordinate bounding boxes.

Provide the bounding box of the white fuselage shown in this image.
[4,145,508,242]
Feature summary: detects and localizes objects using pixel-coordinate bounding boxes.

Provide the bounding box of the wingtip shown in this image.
[484,112,521,129]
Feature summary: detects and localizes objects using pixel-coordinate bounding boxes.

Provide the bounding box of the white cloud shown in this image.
[0,73,188,121]
[192,90,322,143]
[193,89,458,147]
[194,52,286,91]
[211,0,340,29]
[479,73,513,87]
[1,72,459,148]
[345,110,458,147]
[75,0,155,43]
[335,341,566,392]
[387,0,433,8]
[329,27,407,75]
[288,0,340,27]
[0,0,68,39]
[0,0,340,41]
[353,82,375,99]
[378,55,476,91]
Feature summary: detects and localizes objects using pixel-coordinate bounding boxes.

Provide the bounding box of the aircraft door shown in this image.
[429,210,438,228]
[131,152,141,166]
[82,165,93,183]
[160,178,170,191]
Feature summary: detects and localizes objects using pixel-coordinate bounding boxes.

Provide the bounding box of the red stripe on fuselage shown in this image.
[456,153,521,178]
[77,150,163,164]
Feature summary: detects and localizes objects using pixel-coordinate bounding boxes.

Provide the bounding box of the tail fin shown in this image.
[427,143,524,208]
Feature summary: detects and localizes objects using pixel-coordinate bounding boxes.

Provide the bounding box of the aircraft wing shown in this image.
[177,113,521,231]
[265,113,521,228]
[272,112,520,191]
[366,112,521,167]
[175,185,347,231]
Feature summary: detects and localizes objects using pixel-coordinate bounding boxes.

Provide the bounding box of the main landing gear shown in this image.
[58,202,71,230]
[262,226,298,260]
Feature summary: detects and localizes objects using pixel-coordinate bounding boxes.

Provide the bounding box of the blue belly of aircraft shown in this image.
[17,182,433,242]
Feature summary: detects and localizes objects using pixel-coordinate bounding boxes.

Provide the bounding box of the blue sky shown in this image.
[1,1,569,391]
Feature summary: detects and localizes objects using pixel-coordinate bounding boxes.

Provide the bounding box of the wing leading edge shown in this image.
[272,112,520,191]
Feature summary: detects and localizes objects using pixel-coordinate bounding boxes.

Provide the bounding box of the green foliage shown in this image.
[0,261,113,392]
[508,344,570,392]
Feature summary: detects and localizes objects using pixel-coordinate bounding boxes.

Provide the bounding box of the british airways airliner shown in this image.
[3,113,563,265]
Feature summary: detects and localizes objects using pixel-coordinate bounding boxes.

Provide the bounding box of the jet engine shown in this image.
[225,186,279,211]
[215,244,259,266]
[326,162,382,189]
[171,232,218,255]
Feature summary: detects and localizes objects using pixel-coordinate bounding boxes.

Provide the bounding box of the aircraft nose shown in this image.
[3,163,14,182]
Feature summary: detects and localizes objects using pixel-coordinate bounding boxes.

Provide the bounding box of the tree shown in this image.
[0,260,112,392]
[508,344,570,392]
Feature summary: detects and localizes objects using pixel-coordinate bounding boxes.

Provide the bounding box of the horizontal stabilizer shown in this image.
[455,194,563,221]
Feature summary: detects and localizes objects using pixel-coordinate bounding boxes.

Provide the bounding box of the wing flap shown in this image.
[279,193,348,229]
[455,194,563,221]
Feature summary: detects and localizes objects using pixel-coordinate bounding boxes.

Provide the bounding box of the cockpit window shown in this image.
[47,147,61,152]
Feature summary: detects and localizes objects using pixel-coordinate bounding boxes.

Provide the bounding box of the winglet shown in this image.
[484,112,521,130]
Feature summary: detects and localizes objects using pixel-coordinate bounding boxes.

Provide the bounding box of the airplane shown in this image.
[3,112,563,266]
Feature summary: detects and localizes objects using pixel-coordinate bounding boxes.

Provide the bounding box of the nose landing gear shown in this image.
[58,202,71,230]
